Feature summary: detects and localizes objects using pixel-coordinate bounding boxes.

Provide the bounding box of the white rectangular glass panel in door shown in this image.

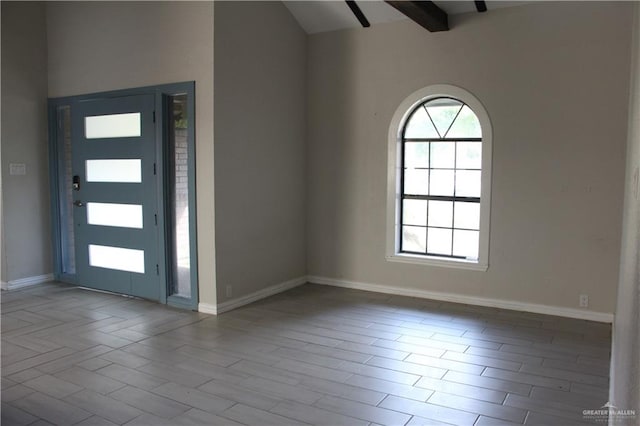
[88,244,145,273]
[87,203,143,229]
[85,113,141,139]
[86,159,141,183]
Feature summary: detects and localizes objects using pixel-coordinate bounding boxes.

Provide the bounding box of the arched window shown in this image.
[386,85,492,270]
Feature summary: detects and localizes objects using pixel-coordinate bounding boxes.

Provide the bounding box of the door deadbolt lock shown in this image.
[73,175,80,191]
[74,200,84,207]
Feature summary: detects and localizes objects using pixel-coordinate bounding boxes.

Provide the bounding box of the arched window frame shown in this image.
[386,85,492,271]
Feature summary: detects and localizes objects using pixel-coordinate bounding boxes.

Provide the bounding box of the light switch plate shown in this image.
[9,163,26,176]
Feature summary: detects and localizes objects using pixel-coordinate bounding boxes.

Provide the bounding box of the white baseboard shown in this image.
[2,273,54,291]
[198,302,218,315]
[308,275,614,323]
[198,276,307,315]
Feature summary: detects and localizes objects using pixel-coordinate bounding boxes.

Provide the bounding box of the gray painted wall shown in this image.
[214,1,307,302]
[610,2,640,420]
[1,2,52,283]
[306,2,632,314]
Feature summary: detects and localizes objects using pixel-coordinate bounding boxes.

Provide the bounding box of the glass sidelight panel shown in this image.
[168,94,191,298]
[86,159,141,183]
[87,202,143,229]
[88,244,145,273]
[85,113,141,139]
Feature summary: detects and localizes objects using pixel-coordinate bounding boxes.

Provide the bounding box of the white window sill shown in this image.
[386,253,488,271]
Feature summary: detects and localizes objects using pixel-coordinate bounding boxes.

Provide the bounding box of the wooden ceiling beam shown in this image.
[385,1,449,32]
[346,1,370,28]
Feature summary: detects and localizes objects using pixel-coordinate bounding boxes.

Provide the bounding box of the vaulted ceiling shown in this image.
[283,1,529,34]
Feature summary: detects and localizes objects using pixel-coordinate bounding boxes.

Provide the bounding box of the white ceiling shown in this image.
[283,1,529,34]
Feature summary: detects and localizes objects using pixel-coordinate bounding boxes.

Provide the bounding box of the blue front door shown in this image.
[71,94,160,300]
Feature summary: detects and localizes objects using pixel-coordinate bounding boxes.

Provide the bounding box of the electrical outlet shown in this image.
[579,294,589,308]
[226,285,232,298]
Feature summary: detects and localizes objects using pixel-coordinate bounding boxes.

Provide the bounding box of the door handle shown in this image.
[73,200,84,207]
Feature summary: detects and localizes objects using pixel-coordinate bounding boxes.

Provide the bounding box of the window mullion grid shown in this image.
[400,130,406,253]
[401,139,483,257]
[442,104,464,139]
[404,194,479,202]
[405,138,481,142]
[402,250,467,260]
[451,140,457,257]
[425,141,431,255]
[421,224,478,232]
[424,104,442,139]
[398,96,484,262]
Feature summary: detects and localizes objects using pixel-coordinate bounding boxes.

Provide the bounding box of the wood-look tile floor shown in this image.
[1,282,611,426]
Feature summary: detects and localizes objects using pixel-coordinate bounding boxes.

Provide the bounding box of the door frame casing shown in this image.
[48,82,198,310]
